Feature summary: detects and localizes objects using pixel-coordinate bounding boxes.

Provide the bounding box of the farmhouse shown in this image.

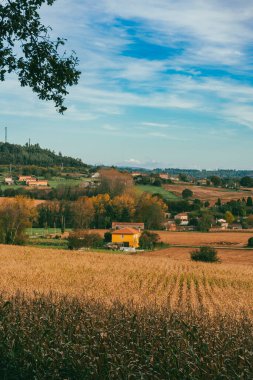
[217,219,228,230]
[91,172,100,179]
[4,177,14,185]
[197,179,208,186]
[169,175,180,182]
[111,228,141,248]
[18,175,34,182]
[174,213,189,222]
[164,220,177,231]
[159,173,169,180]
[27,180,48,187]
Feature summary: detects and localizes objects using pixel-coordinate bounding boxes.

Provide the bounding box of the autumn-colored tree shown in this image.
[247,214,253,227]
[72,197,95,229]
[225,211,235,225]
[135,193,167,229]
[91,194,112,228]
[111,194,136,222]
[0,197,37,244]
[98,168,133,197]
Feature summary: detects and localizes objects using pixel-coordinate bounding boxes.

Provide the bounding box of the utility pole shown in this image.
[5,127,7,143]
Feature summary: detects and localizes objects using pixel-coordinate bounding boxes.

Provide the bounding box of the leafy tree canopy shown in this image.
[1,0,80,113]
[182,188,193,199]
[240,176,253,188]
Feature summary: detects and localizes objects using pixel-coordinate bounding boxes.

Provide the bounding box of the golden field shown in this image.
[157,230,253,246]
[0,244,253,317]
[75,229,253,247]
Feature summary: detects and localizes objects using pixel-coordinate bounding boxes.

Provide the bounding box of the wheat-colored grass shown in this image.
[0,244,252,317]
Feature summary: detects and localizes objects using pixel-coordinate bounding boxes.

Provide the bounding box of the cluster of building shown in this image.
[131,172,180,182]
[164,213,191,231]
[164,213,243,231]
[4,175,48,188]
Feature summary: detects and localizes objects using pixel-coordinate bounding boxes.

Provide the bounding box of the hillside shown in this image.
[0,142,88,168]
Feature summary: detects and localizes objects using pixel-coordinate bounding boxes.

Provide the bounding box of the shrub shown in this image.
[68,231,103,249]
[182,188,193,199]
[104,231,112,243]
[190,246,220,262]
[248,237,253,247]
[139,231,160,249]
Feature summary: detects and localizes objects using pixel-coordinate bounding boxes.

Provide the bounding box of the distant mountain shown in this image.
[119,166,253,179]
[0,142,88,168]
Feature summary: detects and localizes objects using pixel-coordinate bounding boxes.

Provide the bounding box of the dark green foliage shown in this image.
[191,246,220,262]
[179,173,189,182]
[197,214,212,232]
[153,178,162,186]
[0,294,252,379]
[210,175,222,187]
[139,230,160,249]
[182,188,193,199]
[247,237,253,248]
[240,176,253,187]
[247,197,253,207]
[0,142,86,167]
[104,231,112,243]
[68,231,103,250]
[1,0,80,112]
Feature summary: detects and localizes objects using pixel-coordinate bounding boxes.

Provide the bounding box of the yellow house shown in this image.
[111,228,141,248]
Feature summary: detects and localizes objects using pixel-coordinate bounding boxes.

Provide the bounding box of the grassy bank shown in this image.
[135,184,180,200]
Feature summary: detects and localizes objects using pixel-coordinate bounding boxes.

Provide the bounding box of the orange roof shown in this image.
[112,228,140,235]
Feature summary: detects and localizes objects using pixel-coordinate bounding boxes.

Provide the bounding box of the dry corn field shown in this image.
[0,244,253,317]
[0,244,253,378]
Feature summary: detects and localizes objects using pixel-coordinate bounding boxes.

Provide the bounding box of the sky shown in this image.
[1,0,253,169]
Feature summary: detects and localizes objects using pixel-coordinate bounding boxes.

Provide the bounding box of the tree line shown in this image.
[0,143,87,167]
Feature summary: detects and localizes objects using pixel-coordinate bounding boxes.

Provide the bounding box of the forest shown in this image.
[0,142,88,167]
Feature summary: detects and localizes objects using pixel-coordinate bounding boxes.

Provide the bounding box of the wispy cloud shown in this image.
[1,0,253,168]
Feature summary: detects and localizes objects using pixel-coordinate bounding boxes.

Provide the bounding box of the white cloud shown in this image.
[141,122,169,128]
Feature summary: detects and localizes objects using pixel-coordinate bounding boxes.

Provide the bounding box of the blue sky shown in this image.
[1,0,253,169]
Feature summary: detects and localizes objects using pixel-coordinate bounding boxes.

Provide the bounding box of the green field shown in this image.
[0,184,24,190]
[27,228,72,237]
[48,177,85,188]
[135,185,180,200]
[0,176,89,190]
